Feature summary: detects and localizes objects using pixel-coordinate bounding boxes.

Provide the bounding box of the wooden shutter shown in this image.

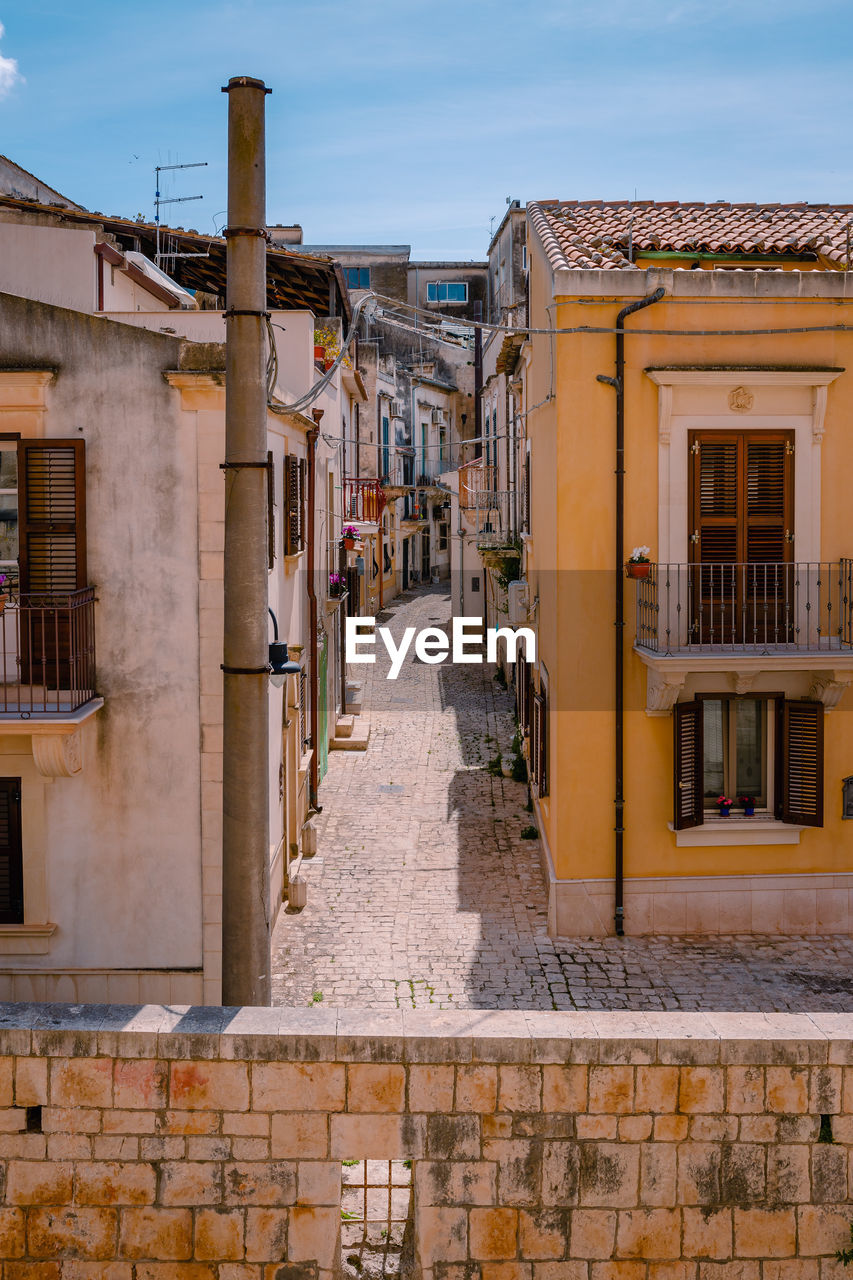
[267,451,275,570]
[0,779,23,925]
[18,440,86,593]
[777,699,824,826]
[690,431,793,565]
[283,455,305,555]
[522,455,531,533]
[532,689,547,797]
[745,435,792,564]
[673,701,703,830]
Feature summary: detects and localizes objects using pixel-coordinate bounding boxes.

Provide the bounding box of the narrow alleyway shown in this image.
[271,583,853,1012]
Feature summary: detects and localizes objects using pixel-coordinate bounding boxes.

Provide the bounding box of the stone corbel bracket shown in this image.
[32,730,83,778]
[809,670,853,712]
[645,666,687,716]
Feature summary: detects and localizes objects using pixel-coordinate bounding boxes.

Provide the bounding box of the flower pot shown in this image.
[314,344,325,363]
[343,537,355,550]
[626,562,650,579]
[743,805,755,817]
[324,358,334,372]
[718,804,732,817]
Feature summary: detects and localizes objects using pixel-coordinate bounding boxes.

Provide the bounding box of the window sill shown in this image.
[669,819,804,847]
[0,923,57,955]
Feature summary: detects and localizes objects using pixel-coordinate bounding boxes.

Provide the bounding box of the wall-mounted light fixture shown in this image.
[843,775,853,820]
[268,608,301,688]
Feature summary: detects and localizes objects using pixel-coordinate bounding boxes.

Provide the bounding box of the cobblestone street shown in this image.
[271,584,853,1012]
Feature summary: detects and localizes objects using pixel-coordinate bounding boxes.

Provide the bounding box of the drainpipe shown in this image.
[307,410,322,812]
[596,285,665,937]
[473,300,483,458]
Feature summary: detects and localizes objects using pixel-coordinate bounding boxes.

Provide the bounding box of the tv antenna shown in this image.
[154,161,208,267]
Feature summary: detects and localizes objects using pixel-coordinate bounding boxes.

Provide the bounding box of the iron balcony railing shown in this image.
[459,461,498,510]
[635,561,853,654]
[465,490,517,549]
[343,478,386,524]
[0,587,97,715]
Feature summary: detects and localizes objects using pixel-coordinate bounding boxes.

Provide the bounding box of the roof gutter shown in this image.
[597,285,666,937]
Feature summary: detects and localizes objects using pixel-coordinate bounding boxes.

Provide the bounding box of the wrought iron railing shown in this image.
[635,561,853,654]
[459,461,498,509]
[343,478,386,523]
[0,587,97,715]
[464,490,517,548]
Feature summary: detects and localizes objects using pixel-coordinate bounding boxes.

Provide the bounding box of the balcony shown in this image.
[0,588,97,716]
[461,489,518,554]
[343,478,386,525]
[633,562,853,714]
[459,461,498,509]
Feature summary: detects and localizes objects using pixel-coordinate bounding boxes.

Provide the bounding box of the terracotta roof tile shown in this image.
[528,199,853,270]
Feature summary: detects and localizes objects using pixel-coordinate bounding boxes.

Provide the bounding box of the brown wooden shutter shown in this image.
[522,455,531,533]
[0,778,23,925]
[690,431,793,565]
[267,451,275,570]
[284,455,305,555]
[18,440,86,592]
[778,699,824,826]
[532,688,547,797]
[673,700,703,830]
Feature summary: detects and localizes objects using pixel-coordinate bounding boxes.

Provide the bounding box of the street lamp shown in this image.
[268,608,301,687]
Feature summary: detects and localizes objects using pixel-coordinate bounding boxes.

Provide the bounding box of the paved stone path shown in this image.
[271,583,853,1012]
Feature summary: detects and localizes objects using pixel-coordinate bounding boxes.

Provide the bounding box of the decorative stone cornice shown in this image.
[808,669,853,711]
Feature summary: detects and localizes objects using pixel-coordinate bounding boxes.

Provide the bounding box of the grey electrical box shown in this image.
[843,776,853,820]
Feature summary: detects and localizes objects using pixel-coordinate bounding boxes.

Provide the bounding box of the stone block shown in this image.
[253,1063,345,1112]
[809,1067,841,1114]
[484,1115,514,1138]
[225,1112,270,1137]
[102,1109,157,1134]
[733,1209,796,1258]
[481,1266,533,1280]
[588,1067,633,1115]
[486,1138,544,1206]
[224,1161,297,1206]
[615,1209,681,1259]
[427,1113,481,1160]
[118,1207,194,1260]
[159,1160,222,1206]
[158,1110,221,1135]
[678,1069,724,1115]
[653,1116,689,1142]
[50,1134,94,1160]
[532,1265,587,1280]
[297,1161,340,1206]
[195,1208,245,1261]
[271,1113,328,1159]
[456,1065,499,1113]
[543,1066,588,1114]
[286,1206,340,1271]
[766,1145,811,1204]
[347,1063,406,1112]
[141,1136,186,1161]
[417,1206,469,1266]
[114,1059,168,1110]
[133,1267,217,1280]
[332,1112,425,1159]
[75,1160,156,1205]
[515,1115,574,1140]
[619,1117,653,1142]
[5,1265,62,1280]
[639,1145,676,1207]
[683,1208,732,1260]
[470,1207,519,1261]
[765,1067,808,1114]
[725,1068,763,1115]
[50,1057,113,1108]
[576,1117,618,1140]
[519,1207,568,1260]
[590,1264,646,1280]
[188,1136,233,1161]
[635,1068,678,1114]
[15,1056,48,1106]
[500,1066,542,1113]
[244,1206,289,1262]
[0,1206,26,1257]
[677,1144,721,1206]
[698,1263,759,1280]
[570,1210,617,1258]
[170,1061,249,1111]
[648,1264,697,1280]
[736,1117,776,1143]
[28,1207,119,1259]
[416,1159,497,1206]
[410,1064,455,1112]
[542,1141,579,1207]
[797,1206,852,1256]
[719,1145,765,1206]
[579,1144,639,1208]
[52,1264,133,1279]
[689,1118,738,1142]
[811,1144,847,1203]
[5,1159,72,1204]
[763,1264,820,1280]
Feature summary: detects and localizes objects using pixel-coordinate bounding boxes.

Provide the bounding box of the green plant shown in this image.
[836,1224,853,1265]
[521,824,538,839]
[312,991,323,1003]
[486,753,503,776]
[511,754,528,783]
[342,1159,360,1166]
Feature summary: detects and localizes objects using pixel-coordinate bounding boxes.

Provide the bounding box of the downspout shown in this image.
[474,301,483,458]
[307,410,322,812]
[596,285,665,937]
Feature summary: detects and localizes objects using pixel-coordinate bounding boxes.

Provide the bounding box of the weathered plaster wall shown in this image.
[0,1006,849,1276]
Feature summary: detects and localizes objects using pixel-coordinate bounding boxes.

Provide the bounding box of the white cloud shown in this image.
[0,22,23,99]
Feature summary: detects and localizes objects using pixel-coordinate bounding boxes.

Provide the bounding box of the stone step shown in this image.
[330,714,370,751]
[335,714,355,739]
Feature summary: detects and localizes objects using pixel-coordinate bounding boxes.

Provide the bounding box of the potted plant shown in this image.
[0,573,7,615]
[717,794,733,817]
[739,795,756,817]
[313,323,341,372]
[342,524,359,551]
[328,572,345,599]
[626,546,652,579]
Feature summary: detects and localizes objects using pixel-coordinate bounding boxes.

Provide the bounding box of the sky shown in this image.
[1,0,853,260]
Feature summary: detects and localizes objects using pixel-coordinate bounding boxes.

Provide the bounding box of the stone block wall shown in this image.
[0,1005,850,1277]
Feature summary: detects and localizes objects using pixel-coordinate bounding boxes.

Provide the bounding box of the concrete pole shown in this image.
[220,75,272,1007]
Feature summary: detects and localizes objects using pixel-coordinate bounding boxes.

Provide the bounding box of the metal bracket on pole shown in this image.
[221,665,270,675]
[219,460,271,470]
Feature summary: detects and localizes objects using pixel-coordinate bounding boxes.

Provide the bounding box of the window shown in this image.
[344,267,370,289]
[0,441,18,589]
[0,778,23,924]
[426,281,468,303]
[284,455,306,555]
[438,522,448,552]
[674,696,824,830]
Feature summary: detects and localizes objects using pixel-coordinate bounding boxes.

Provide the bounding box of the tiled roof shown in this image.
[528,200,853,272]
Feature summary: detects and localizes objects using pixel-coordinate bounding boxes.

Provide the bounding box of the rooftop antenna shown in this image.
[154,161,208,267]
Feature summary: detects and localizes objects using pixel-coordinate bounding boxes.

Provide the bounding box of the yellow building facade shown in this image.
[523,201,853,937]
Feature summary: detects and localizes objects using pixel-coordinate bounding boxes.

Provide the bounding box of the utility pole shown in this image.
[220,75,272,1007]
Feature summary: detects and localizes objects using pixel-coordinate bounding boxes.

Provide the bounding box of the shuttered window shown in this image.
[0,779,23,925]
[17,440,86,593]
[673,701,703,830]
[283,455,306,555]
[673,696,824,829]
[532,688,547,797]
[690,430,793,566]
